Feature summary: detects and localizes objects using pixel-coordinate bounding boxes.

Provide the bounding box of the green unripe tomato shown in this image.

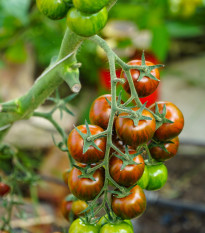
[69,218,100,233]
[98,215,133,230]
[73,0,109,14]
[66,7,108,37]
[137,165,149,189]
[99,222,134,233]
[36,0,71,20]
[146,163,168,191]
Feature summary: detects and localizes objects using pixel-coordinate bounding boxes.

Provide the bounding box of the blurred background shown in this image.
[0,0,205,232]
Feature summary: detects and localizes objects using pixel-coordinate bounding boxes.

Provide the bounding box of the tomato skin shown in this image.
[98,215,133,230]
[115,107,156,147]
[150,137,179,162]
[0,183,10,196]
[36,0,70,20]
[66,7,108,37]
[89,94,112,129]
[73,0,109,14]
[146,163,168,191]
[99,222,134,233]
[109,150,145,187]
[137,165,149,189]
[69,218,100,233]
[121,60,160,98]
[111,185,146,219]
[68,165,105,201]
[71,200,88,216]
[149,102,184,141]
[67,125,106,164]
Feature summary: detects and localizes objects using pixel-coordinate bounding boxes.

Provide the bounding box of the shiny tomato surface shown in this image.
[68,165,105,201]
[149,102,184,141]
[122,60,160,98]
[111,185,146,219]
[109,150,145,187]
[67,125,106,164]
[115,107,156,147]
[150,137,179,161]
[89,94,112,129]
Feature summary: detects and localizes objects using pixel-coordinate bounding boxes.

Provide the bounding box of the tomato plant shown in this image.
[111,185,146,219]
[67,125,106,164]
[0,0,185,230]
[121,60,160,98]
[68,165,105,201]
[115,107,156,147]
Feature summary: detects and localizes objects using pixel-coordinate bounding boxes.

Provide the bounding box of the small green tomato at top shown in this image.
[66,7,108,37]
[36,0,71,20]
[73,0,109,14]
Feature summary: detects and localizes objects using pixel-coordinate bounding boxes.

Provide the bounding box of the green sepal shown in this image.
[74,120,103,154]
[154,103,174,127]
[65,194,78,202]
[130,51,163,82]
[73,164,96,181]
[149,140,174,154]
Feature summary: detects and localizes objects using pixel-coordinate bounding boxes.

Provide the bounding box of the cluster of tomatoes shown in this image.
[63,58,184,232]
[36,0,109,37]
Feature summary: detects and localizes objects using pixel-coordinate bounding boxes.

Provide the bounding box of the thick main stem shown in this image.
[0,28,84,128]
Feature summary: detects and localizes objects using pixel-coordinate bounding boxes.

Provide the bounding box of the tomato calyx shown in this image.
[74,120,103,154]
[112,146,142,171]
[149,139,174,154]
[65,193,77,202]
[127,52,164,82]
[152,103,174,130]
[119,103,152,127]
[110,184,134,198]
[73,164,97,181]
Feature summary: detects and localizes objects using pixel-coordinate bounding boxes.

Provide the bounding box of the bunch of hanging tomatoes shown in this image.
[64,58,184,232]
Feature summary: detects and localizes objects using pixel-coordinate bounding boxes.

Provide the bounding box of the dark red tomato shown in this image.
[109,150,145,187]
[71,200,88,216]
[68,165,105,201]
[115,107,156,147]
[111,185,146,219]
[150,137,179,162]
[0,183,10,196]
[89,94,112,129]
[149,102,184,141]
[67,125,106,164]
[61,199,73,221]
[121,60,160,98]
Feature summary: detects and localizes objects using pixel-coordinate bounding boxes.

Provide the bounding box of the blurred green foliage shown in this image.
[0,0,204,84]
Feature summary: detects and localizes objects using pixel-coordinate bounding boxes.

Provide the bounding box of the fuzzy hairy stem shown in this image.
[0,28,84,129]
